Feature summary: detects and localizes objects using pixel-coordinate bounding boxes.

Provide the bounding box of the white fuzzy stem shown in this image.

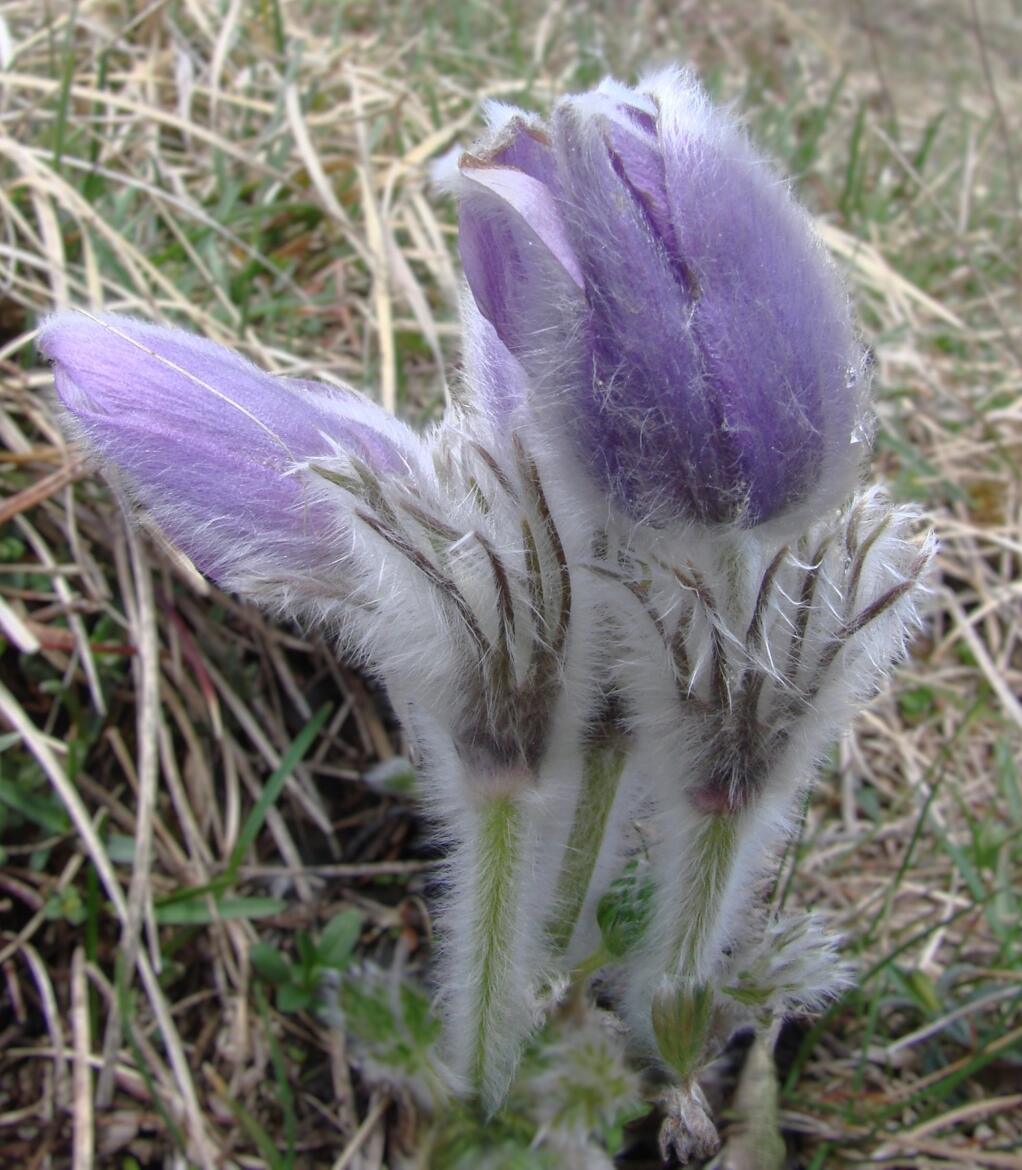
[458,790,525,1108]
[668,810,739,977]
[546,739,627,957]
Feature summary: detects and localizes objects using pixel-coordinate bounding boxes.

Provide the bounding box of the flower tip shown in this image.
[37,310,141,417]
[38,308,156,363]
[37,306,92,355]
[480,98,530,134]
[37,308,103,375]
[564,75,657,130]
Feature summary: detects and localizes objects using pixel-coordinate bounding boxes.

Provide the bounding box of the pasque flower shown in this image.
[42,68,934,1163]
[441,68,868,528]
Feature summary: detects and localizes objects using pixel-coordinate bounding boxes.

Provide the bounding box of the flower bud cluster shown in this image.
[42,67,933,1159]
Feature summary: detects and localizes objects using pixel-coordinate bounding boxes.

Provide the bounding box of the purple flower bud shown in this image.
[40,312,412,585]
[455,130,584,377]
[447,70,867,528]
[458,294,529,425]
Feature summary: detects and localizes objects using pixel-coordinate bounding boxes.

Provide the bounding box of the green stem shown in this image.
[546,739,628,956]
[570,942,613,983]
[469,793,522,1102]
[670,813,739,976]
[651,813,741,1083]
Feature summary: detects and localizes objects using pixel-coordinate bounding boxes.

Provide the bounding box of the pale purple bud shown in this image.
[458,294,529,425]
[456,138,584,366]
[40,312,411,586]
[448,71,867,528]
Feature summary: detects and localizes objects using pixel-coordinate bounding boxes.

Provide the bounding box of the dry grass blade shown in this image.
[350,71,398,414]
[817,221,967,330]
[944,589,1022,731]
[94,522,161,1106]
[0,592,41,652]
[16,941,69,1113]
[331,1093,390,1170]
[70,947,94,1170]
[0,458,83,527]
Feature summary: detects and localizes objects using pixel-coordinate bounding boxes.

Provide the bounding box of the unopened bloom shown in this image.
[40,312,416,597]
[443,69,867,528]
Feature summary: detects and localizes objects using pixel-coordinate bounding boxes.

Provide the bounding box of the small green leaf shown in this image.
[400,980,442,1048]
[0,536,26,562]
[341,980,396,1046]
[276,982,312,1014]
[596,857,654,959]
[155,895,287,925]
[317,909,363,969]
[900,967,942,1016]
[0,777,70,834]
[250,943,292,985]
[44,887,86,926]
[296,930,317,970]
[898,684,935,721]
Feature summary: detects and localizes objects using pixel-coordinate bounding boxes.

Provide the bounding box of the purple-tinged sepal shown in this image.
[456,294,530,425]
[435,114,584,387]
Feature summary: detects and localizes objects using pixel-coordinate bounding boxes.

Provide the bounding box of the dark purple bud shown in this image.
[446,71,867,528]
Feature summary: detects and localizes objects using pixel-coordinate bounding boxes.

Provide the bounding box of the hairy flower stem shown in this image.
[547,739,628,956]
[466,792,523,1105]
[650,812,742,1161]
[669,811,739,976]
